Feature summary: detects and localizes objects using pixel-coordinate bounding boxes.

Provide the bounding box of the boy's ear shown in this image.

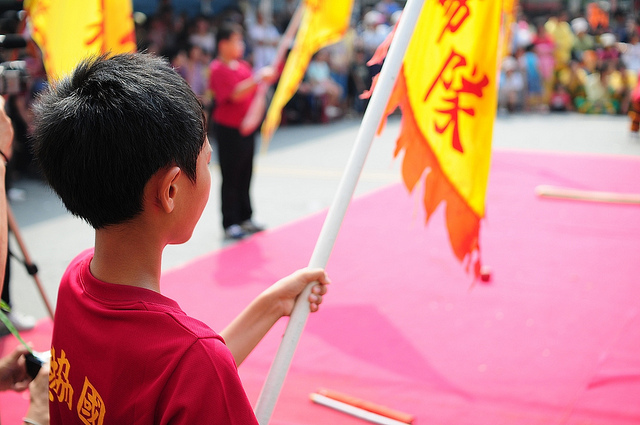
[158,166,182,213]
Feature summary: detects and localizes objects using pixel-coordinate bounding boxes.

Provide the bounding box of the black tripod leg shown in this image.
[6,204,54,319]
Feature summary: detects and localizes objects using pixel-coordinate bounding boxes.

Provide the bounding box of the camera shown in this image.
[0,0,30,95]
[0,59,27,95]
[0,32,29,95]
[25,350,50,379]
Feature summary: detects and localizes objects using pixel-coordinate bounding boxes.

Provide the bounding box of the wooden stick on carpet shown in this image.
[535,185,640,205]
[310,393,411,425]
[315,388,414,424]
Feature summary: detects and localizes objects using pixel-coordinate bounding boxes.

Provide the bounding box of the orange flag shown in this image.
[25,0,136,80]
[261,0,354,143]
[376,0,502,277]
[587,2,608,31]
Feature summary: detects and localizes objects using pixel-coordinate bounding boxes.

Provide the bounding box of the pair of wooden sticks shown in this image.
[310,388,414,425]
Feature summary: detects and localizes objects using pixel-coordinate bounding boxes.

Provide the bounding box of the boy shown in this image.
[209,22,276,240]
[32,53,329,424]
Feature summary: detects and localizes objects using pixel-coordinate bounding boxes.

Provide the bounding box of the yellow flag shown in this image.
[261,0,354,143]
[501,0,518,58]
[377,0,502,276]
[26,0,136,80]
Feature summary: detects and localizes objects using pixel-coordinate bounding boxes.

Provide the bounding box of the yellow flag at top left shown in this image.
[25,0,136,80]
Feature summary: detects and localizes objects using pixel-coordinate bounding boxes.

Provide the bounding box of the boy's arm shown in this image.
[220,268,330,366]
[229,66,277,102]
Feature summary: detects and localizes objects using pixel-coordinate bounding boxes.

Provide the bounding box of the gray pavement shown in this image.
[6,112,640,322]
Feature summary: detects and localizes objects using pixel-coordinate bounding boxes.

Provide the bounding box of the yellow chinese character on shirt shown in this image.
[78,377,106,425]
[49,347,74,410]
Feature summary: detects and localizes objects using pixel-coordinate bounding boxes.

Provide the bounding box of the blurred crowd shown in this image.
[0,0,406,181]
[136,0,403,124]
[3,1,640,185]
[499,7,640,118]
[143,1,640,126]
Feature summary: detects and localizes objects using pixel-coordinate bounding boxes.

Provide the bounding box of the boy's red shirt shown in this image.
[209,59,254,128]
[49,249,258,425]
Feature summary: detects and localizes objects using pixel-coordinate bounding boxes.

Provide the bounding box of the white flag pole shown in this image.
[254,0,425,423]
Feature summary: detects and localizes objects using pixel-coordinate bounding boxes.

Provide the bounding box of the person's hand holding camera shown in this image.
[0,96,13,164]
[0,345,31,392]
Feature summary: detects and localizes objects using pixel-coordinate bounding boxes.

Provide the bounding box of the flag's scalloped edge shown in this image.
[383,68,482,279]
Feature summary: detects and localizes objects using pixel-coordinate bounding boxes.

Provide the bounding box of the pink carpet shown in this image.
[2,150,640,424]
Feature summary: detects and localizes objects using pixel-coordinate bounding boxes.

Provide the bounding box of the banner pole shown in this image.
[254,0,425,423]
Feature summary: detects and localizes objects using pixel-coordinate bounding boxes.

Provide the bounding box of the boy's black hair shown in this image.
[216,21,244,50]
[32,53,206,229]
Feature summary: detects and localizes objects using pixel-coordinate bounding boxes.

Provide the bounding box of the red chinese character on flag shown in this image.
[424,49,489,153]
[438,0,472,41]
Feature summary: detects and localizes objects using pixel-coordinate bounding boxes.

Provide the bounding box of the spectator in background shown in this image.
[620,31,640,74]
[628,74,640,133]
[611,61,633,114]
[545,11,574,72]
[549,81,573,111]
[327,40,351,108]
[247,11,280,71]
[359,10,389,86]
[499,56,525,113]
[611,9,630,43]
[146,15,171,55]
[375,0,401,23]
[171,11,191,51]
[576,64,618,114]
[559,60,587,107]
[183,44,211,108]
[348,47,372,114]
[519,44,544,111]
[189,15,216,56]
[305,49,343,120]
[170,47,188,76]
[512,12,532,56]
[275,0,297,33]
[572,17,595,63]
[532,21,555,102]
[597,32,620,68]
[360,10,387,61]
[621,31,640,73]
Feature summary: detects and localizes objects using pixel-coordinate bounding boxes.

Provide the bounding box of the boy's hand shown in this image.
[222,268,330,365]
[267,268,330,317]
[255,66,278,85]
